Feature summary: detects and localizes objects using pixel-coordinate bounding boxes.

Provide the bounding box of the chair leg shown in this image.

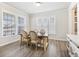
[44,46,47,52]
[26,42,28,46]
[20,41,22,48]
[30,43,32,48]
[36,44,38,50]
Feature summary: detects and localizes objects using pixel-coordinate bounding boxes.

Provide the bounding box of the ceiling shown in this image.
[5,2,70,14]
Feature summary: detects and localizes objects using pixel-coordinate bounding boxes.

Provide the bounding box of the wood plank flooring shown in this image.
[0,39,70,57]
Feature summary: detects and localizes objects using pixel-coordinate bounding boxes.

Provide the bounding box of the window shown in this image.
[31,16,56,35]
[31,17,49,34]
[18,17,24,34]
[3,12,15,36]
[49,16,56,34]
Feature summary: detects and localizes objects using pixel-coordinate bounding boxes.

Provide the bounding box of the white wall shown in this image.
[0,3,29,46]
[30,8,68,40]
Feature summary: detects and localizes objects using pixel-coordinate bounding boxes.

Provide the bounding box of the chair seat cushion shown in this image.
[22,39,29,42]
[31,40,37,43]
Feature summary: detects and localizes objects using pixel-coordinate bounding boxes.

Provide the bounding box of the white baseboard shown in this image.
[48,34,67,41]
[49,38,67,41]
[0,39,19,46]
[0,35,20,46]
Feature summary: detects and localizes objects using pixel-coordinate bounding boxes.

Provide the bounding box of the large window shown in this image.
[31,16,49,34]
[31,16,56,35]
[3,12,15,36]
[18,17,24,34]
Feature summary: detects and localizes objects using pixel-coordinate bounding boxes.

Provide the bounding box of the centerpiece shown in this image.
[40,29,45,36]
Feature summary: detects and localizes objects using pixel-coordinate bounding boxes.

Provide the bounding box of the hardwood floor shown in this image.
[0,39,70,57]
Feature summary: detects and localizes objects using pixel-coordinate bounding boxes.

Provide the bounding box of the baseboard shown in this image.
[0,38,20,46]
[48,35,67,41]
[49,37,67,41]
[0,35,20,46]
[50,38,67,41]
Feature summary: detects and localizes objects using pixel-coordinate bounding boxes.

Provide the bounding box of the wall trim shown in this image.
[0,38,20,47]
[49,38,67,41]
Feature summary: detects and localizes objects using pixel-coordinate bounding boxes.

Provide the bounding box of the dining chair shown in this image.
[29,31,39,50]
[40,37,48,51]
[20,31,30,47]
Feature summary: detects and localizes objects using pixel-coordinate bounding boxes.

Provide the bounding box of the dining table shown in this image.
[37,33,48,41]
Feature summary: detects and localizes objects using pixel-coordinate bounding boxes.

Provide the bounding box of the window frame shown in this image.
[18,16,25,34]
[2,11,16,36]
